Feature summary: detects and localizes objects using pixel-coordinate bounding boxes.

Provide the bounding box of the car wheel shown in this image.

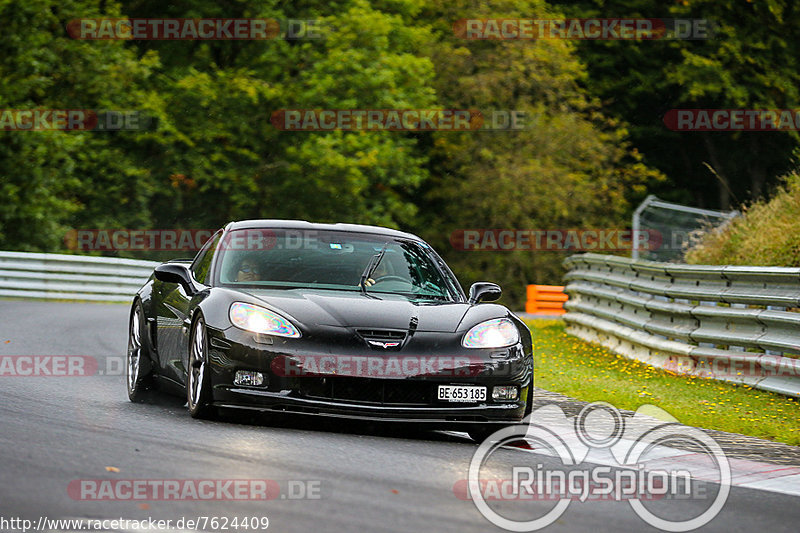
[127,301,154,402]
[187,314,215,419]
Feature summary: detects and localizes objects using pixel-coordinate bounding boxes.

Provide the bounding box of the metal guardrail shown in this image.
[0,251,157,303]
[563,253,800,398]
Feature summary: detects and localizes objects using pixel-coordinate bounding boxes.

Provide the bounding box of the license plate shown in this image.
[437,385,486,403]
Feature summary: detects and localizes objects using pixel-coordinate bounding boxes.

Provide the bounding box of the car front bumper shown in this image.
[205,324,533,428]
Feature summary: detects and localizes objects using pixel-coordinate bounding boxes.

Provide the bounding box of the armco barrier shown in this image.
[0,251,157,303]
[525,284,567,316]
[563,253,800,398]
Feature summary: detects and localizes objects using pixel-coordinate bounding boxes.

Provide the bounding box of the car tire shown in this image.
[127,300,154,402]
[187,314,215,419]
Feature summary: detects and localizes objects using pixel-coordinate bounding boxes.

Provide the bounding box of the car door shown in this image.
[155,231,220,384]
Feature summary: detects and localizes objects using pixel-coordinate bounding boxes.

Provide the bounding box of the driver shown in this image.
[235,256,262,282]
[364,261,388,287]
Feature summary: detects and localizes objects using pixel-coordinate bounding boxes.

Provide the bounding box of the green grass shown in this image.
[527,319,800,446]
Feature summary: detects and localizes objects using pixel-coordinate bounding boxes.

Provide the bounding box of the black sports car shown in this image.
[127,220,533,441]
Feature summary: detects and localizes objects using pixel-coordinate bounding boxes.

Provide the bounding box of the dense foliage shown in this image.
[686,171,800,267]
[1,0,796,306]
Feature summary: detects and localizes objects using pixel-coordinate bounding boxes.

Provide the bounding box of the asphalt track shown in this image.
[0,300,798,532]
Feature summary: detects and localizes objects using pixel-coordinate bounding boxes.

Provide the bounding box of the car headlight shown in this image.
[229,302,301,338]
[462,318,519,348]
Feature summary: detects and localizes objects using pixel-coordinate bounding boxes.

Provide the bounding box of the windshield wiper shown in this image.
[359,242,390,295]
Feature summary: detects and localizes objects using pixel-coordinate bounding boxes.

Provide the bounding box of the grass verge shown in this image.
[526,319,800,446]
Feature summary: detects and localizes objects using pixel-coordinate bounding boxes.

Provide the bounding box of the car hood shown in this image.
[233,288,506,333]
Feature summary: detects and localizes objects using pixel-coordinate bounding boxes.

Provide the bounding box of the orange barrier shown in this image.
[525,284,567,316]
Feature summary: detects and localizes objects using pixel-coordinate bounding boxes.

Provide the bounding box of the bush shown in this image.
[686,171,800,266]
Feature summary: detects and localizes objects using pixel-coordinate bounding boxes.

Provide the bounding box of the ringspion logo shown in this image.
[466,402,730,531]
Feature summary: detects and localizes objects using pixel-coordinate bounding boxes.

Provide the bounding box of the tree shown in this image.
[0,0,156,250]
[119,0,438,231]
[549,0,800,208]
[412,0,662,307]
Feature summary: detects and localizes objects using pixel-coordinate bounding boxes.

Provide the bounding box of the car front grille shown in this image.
[356,328,408,350]
[356,329,407,342]
[301,377,430,405]
[356,329,407,340]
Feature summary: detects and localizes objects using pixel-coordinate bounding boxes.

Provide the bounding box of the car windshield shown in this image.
[215,228,459,302]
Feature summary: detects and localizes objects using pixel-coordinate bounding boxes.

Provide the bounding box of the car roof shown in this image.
[224,219,424,241]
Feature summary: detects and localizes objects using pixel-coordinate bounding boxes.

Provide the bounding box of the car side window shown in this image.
[191,231,221,284]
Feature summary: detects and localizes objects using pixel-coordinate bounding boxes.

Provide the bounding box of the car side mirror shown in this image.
[468,282,502,304]
[154,263,199,296]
